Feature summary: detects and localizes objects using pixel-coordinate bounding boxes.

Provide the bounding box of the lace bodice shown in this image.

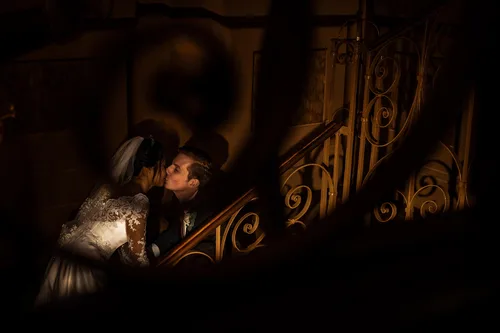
[58,185,150,267]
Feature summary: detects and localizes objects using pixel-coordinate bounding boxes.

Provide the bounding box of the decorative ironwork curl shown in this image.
[411,184,449,218]
[370,56,400,94]
[218,197,266,257]
[332,40,355,65]
[281,163,334,226]
[363,36,423,148]
[212,163,335,261]
[363,95,398,147]
[230,212,266,253]
[366,139,470,223]
[373,190,406,223]
[173,250,216,266]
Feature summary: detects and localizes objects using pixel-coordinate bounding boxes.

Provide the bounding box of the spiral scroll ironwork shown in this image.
[363,36,422,149]
[282,163,334,227]
[365,139,468,223]
[173,162,338,265]
[230,211,266,253]
[171,9,474,267]
[353,12,474,224]
[411,184,449,218]
[372,190,406,223]
[214,197,264,258]
[172,250,216,266]
[332,40,356,65]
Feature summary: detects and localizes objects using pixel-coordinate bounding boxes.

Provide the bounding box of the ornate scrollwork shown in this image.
[218,197,266,257]
[281,163,334,227]
[371,181,450,222]
[363,95,398,147]
[215,163,335,260]
[173,250,216,266]
[369,55,401,95]
[230,211,265,253]
[365,154,405,222]
[284,185,312,226]
[363,36,423,149]
[171,14,471,265]
[373,190,406,223]
[357,18,470,224]
[366,139,469,223]
[411,184,449,218]
[332,40,356,65]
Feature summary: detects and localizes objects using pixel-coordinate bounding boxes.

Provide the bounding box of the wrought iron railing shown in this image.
[158,121,344,266]
[352,10,474,223]
[157,2,475,267]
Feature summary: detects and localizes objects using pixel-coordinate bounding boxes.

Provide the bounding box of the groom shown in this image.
[148,145,215,261]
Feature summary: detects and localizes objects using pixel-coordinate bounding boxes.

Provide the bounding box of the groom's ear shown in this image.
[188,178,200,188]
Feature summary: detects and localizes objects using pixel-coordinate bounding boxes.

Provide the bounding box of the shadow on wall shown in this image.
[184,130,229,171]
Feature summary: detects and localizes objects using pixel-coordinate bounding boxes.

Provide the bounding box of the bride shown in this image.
[34,136,166,306]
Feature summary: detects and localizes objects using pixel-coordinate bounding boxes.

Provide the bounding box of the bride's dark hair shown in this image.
[133,137,164,177]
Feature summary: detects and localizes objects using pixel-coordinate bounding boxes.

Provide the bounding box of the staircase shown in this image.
[157,2,475,268]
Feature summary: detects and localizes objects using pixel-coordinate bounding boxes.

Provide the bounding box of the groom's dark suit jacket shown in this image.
[150,190,215,264]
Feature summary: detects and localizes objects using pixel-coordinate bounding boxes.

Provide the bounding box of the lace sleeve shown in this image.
[59,184,111,247]
[119,194,150,267]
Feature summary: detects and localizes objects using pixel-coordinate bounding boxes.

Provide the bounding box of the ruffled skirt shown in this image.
[34,254,106,307]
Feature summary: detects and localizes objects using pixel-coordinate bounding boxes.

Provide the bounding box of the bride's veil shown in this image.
[58,136,145,248]
[110,136,145,186]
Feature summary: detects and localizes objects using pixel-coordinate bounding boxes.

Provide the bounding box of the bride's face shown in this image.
[151,159,167,187]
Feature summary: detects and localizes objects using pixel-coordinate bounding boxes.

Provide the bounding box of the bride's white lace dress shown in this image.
[35,184,150,306]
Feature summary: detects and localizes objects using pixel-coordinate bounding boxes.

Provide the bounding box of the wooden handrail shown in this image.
[157,121,344,266]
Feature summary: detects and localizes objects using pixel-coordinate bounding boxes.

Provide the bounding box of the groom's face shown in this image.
[164,153,198,192]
